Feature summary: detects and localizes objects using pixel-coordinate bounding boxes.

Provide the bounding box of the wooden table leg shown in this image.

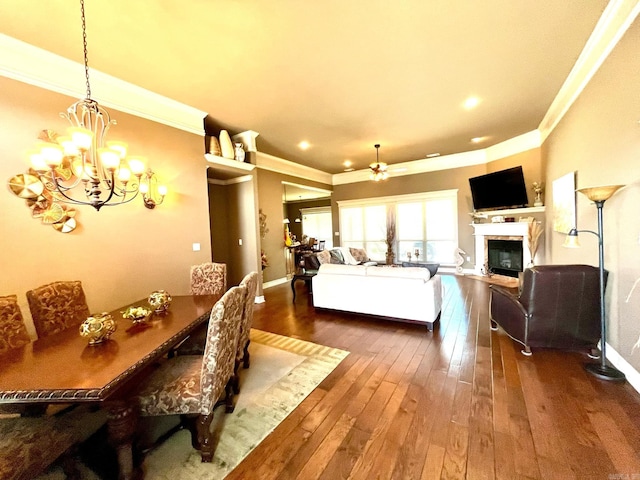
[105,400,141,480]
[291,276,297,302]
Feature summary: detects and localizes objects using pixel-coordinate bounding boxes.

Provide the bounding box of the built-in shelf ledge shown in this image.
[205,154,256,182]
[205,154,255,172]
[474,206,545,216]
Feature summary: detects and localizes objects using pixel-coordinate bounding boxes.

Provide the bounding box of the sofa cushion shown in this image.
[318,264,367,276]
[365,266,431,281]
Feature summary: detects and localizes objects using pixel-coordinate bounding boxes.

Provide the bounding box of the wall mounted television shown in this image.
[469,166,529,211]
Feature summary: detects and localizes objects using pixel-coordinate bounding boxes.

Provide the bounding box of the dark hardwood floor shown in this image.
[227,274,640,479]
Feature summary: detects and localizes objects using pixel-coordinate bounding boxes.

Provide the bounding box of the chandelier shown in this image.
[369,144,388,181]
[27,0,165,211]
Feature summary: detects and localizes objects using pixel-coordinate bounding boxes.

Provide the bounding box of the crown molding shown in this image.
[538,0,640,142]
[255,151,333,185]
[0,34,207,135]
[332,130,541,186]
[485,130,541,161]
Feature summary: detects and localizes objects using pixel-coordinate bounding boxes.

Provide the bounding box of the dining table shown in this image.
[0,293,221,480]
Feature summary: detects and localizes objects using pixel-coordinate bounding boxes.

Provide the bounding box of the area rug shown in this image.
[38,329,349,479]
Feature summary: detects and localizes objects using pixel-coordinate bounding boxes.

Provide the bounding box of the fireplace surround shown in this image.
[471,221,537,276]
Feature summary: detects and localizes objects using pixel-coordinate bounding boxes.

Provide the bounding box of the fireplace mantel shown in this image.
[471,222,533,274]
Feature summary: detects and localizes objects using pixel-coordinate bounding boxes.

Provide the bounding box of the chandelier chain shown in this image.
[80,0,91,100]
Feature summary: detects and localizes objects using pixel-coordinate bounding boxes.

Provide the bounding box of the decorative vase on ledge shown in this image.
[219,130,235,159]
[208,136,221,156]
[234,143,245,162]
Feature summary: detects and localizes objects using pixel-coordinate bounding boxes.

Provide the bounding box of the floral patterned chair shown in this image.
[0,295,33,417]
[190,262,227,296]
[26,281,90,338]
[0,405,107,480]
[0,295,31,354]
[236,272,259,370]
[174,262,228,356]
[134,285,246,462]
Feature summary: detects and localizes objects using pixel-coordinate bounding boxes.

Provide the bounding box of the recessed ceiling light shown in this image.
[471,136,486,143]
[343,159,353,167]
[298,141,310,150]
[463,97,480,109]
[426,153,440,158]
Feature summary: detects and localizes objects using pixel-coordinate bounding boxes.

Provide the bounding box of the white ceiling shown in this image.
[0,0,609,174]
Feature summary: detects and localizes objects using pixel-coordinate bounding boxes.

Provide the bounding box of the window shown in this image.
[339,190,458,264]
[301,207,333,249]
[341,205,386,259]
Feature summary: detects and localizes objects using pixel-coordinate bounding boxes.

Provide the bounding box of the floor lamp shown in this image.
[563,184,625,382]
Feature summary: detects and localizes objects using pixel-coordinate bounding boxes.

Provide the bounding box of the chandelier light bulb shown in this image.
[29,151,48,172]
[118,167,132,183]
[68,127,94,151]
[98,148,121,171]
[57,136,80,156]
[106,140,128,159]
[128,157,146,176]
[39,143,64,167]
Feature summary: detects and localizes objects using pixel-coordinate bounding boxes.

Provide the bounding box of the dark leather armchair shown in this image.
[490,265,603,356]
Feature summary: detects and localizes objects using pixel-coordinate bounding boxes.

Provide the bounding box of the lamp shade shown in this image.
[577,185,624,202]
[562,228,581,248]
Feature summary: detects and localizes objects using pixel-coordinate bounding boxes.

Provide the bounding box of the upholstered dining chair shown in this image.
[0,294,33,417]
[26,280,90,338]
[174,262,228,356]
[0,294,31,354]
[190,262,227,296]
[236,271,259,371]
[134,285,246,462]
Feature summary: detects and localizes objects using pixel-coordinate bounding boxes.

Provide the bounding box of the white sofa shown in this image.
[311,263,443,330]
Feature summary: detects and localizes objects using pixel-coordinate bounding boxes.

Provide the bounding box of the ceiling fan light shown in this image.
[368,144,389,181]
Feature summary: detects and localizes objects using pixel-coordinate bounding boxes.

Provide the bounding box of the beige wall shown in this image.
[543,17,640,371]
[0,77,212,338]
[332,148,543,269]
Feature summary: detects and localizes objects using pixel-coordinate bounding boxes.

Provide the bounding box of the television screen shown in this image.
[469,166,529,211]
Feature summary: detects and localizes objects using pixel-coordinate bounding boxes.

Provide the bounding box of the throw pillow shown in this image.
[316,250,331,265]
[349,247,369,263]
[337,247,359,265]
[401,261,439,276]
[425,263,440,277]
[329,249,345,264]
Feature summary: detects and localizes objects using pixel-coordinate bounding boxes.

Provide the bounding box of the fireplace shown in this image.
[487,239,523,277]
[471,221,537,276]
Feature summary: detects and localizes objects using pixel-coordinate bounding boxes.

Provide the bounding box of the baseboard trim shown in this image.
[263,277,289,290]
[606,342,640,393]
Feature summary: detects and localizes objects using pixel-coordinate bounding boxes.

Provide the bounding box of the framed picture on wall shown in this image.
[552,171,576,233]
